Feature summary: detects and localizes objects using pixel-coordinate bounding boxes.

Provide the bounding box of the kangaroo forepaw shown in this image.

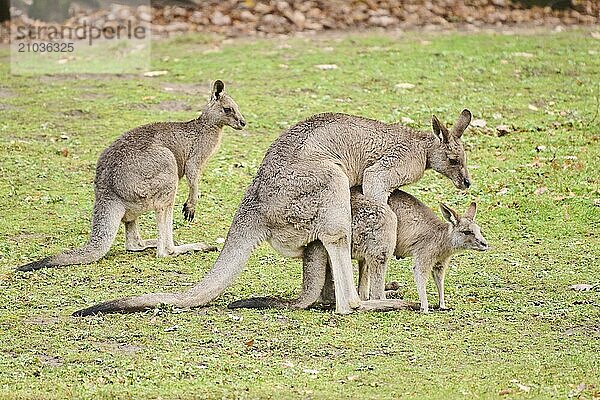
[182,203,195,222]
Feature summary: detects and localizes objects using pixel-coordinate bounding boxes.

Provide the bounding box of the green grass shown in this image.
[0,29,599,399]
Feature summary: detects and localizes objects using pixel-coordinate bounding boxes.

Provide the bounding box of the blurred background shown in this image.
[1,0,598,42]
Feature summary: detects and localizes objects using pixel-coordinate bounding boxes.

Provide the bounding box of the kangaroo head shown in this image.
[428,109,472,190]
[440,202,488,251]
[204,80,246,130]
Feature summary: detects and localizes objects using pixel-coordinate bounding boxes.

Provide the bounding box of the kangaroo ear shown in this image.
[451,109,472,138]
[211,80,225,100]
[440,203,459,226]
[432,115,451,143]
[464,202,477,220]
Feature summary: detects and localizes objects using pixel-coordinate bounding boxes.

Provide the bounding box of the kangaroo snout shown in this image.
[235,118,246,130]
[454,177,470,190]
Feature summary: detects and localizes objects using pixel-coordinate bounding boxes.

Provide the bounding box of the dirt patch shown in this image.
[155,100,193,112]
[564,324,600,336]
[97,342,142,355]
[76,92,110,100]
[63,109,98,118]
[129,103,150,110]
[0,88,13,98]
[9,232,47,243]
[0,103,14,110]
[161,82,211,96]
[37,73,138,84]
[36,354,63,367]
[24,316,61,326]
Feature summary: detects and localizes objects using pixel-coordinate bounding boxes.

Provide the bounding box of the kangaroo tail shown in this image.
[73,208,266,316]
[17,200,124,272]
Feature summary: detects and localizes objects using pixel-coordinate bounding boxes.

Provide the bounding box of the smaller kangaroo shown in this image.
[368,191,488,312]
[229,190,488,313]
[18,80,245,272]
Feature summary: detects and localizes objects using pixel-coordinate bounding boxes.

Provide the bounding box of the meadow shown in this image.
[0,28,599,399]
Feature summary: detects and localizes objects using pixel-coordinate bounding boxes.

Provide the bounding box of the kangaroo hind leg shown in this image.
[288,240,329,309]
[125,219,157,251]
[155,206,217,257]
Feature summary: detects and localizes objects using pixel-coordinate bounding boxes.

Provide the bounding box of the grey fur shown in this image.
[18,80,245,272]
[230,189,488,313]
[382,191,488,312]
[73,109,471,316]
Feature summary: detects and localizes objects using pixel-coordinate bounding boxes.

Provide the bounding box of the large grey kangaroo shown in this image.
[18,80,245,272]
[73,109,472,316]
[229,189,489,313]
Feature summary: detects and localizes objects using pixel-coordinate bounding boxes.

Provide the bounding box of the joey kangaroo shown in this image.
[229,190,489,313]
[18,80,245,272]
[394,195,488,312]
[73,109,472,316]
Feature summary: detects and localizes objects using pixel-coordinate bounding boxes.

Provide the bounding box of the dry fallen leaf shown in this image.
[569,383,587,397]
[395,83,415,89]
[143,70,168,77]
[315,64,338,70]
[245,338,254,347]
[400,116,414,124]
[303,368,319,374]
[570,284,597,291]
[499,389,511,396]
[227,313,242,321]
[531,156,544,168]
[514,382,531,392]
[513,52,534,58]
[471,118,487,128]
[496,125,510,136]
[534,187,547,195]
[528,104,539,111]
[497,187,509,196]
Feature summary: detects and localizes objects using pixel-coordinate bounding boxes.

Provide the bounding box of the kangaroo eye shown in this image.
[449,158,460,166]
[223,107,233,114]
